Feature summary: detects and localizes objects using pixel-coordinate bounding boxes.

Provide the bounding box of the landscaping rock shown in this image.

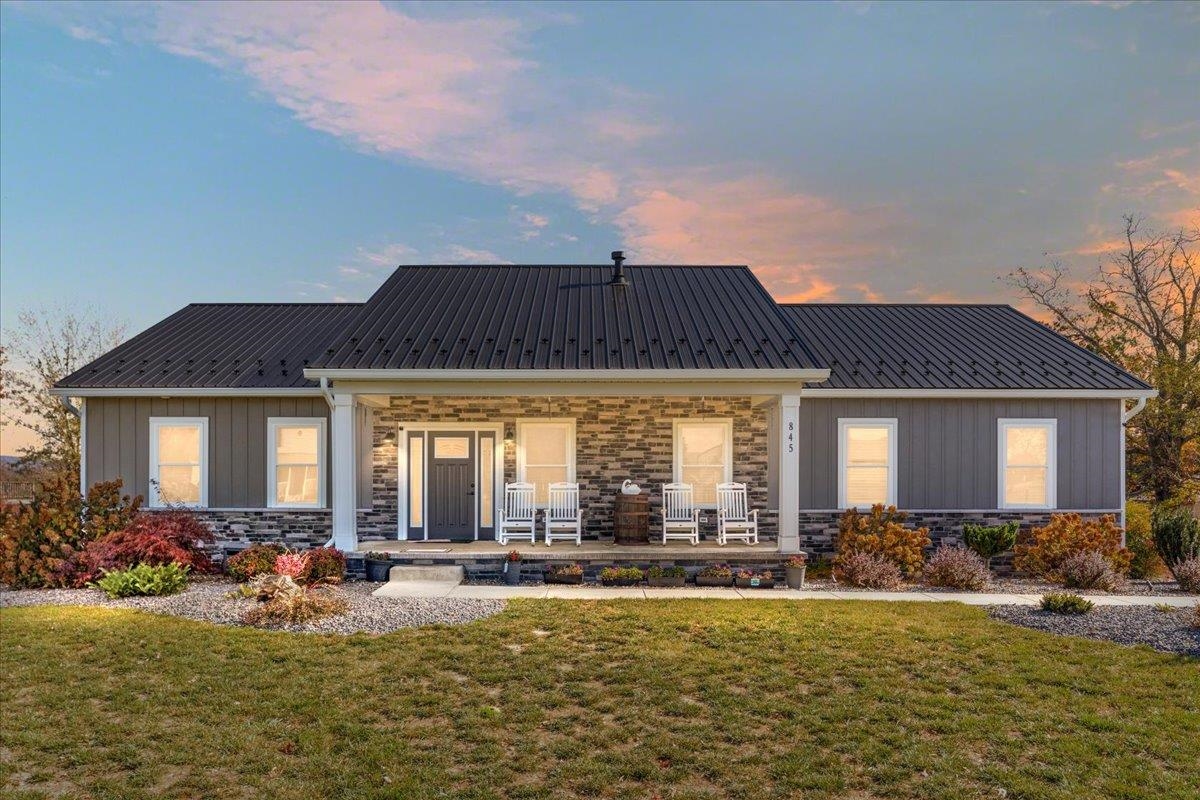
[988,604,1199,657]
[0,578,505,635]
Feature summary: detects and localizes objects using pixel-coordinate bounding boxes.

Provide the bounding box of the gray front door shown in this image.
[427,432,476,541]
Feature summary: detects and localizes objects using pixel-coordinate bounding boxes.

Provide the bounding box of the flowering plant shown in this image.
[506,549,522,563]
[697,564,732,578]
[273,551,308,579]
[550,562,583,576]
[786,554,807,568]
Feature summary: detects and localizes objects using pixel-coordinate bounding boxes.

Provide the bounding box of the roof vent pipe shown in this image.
[609,250,628,286]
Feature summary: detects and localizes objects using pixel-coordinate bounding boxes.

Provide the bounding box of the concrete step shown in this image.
[388,564,465,583]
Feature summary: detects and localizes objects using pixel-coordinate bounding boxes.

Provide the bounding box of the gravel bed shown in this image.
[0,579,506,635]
[802,576,1190,596]
[988,604,1200,657]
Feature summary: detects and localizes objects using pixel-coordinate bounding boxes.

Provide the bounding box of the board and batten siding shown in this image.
[796,398,1122,511]
[84,397,373,509]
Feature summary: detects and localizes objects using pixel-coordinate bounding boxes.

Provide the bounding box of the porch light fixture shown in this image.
[382,430,397,445]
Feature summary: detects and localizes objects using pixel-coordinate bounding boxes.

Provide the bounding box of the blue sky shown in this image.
[2,1,1197,330]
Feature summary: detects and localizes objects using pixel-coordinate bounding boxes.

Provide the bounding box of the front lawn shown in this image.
[2,600,1197,799]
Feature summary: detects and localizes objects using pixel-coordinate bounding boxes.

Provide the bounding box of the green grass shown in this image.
[2,600,1198,800]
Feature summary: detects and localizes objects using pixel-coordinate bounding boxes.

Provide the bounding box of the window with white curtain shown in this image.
[516,420,575,505]
[672,420,733,505]
[268,418,325,508]
[998,419,1056,509]
[838,419,897,509]
[149,417,208,507]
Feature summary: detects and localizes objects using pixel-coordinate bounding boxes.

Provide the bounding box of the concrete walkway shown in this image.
[373,581,1199,607]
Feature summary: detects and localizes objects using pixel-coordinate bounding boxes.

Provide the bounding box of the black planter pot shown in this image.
[647,575,687,588]
[365,559,391,582]
[695,575,733,587]
[545,572,584,584]
[503,563,522,585]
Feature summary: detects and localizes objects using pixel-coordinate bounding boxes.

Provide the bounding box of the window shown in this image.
[838,419,897,509]
[516,420,575,505]
[268,418,326,508]
[149,417,208,507]
[480,435,495,528]
[673,420,733,505]
[408,434,424,529]
[998,419,1056,509]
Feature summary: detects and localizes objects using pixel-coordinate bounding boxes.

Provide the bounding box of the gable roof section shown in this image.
[782,303,1151,391]
[56,303,362,390]
[309,265,823,372]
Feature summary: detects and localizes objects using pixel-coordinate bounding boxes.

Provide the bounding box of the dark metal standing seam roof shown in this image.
[55,303,363,389]
[782,303,1152,391]
[309,265,824,371]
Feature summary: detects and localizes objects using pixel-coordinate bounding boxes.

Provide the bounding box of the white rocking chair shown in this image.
[544,482,582,546]
[661,483,700,545]
[497,482,536,545]
[716,482,759,545]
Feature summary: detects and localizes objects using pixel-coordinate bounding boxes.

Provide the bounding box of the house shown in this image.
[52,255,1155,557]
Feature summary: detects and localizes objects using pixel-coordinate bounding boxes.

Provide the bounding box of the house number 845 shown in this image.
[786,420,795,453]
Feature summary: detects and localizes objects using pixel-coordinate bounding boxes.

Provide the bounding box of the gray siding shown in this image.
[797,398,1121,510]
[85,396,334,508]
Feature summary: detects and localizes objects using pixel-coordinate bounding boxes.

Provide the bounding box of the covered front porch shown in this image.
[320,379,804,555]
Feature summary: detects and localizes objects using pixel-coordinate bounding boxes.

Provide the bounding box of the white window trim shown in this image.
[997,418,1057,510]
[515,418,576,507]
[837,418,898,510]
[671,418,734,508]
[148,416,209,509]
[267,417,327,509]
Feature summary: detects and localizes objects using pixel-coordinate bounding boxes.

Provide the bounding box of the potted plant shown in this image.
[363,551,392,582]
[646,565,687,588]
[735,569,776,589]
[546,563,584,585]
[695,564,733,587]
[503,550,523,585]
[599,566,644,586]
[785,554,807,589]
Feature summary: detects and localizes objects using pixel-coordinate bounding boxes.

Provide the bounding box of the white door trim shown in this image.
[395,421,505,541]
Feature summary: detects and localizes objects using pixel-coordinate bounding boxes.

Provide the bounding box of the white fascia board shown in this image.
[50,387,325,397]
[803,388,1157,400]
[304,368,830,382]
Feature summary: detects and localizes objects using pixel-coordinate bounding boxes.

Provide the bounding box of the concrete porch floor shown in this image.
[356,538,782,560]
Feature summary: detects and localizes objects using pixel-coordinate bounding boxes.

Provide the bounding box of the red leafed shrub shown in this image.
[1013,513,1131,582]
[0,477,139,589]
[301,547,345,585]
[274,552,307,579]
[226,543,285,582]
[70,510,215,586]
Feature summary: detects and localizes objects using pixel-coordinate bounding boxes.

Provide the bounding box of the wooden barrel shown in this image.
[613,492,650,545]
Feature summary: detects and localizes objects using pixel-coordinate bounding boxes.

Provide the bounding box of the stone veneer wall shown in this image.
[796,509,1120,558]
[193,509,393,551]
[372,396,774,541]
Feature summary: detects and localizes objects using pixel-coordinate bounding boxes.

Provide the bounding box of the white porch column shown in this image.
[330,392,358,552]
[777,394,802,554]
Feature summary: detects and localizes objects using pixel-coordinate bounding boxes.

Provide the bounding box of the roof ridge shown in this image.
[783,302,1013,308]
[379,264,753,269]
[184,302,364,307]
